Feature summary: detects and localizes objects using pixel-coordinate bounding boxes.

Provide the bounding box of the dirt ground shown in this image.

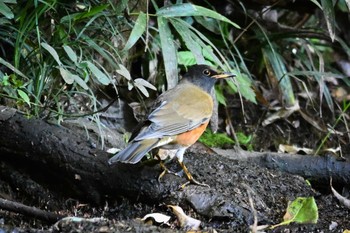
[0,100,349,232]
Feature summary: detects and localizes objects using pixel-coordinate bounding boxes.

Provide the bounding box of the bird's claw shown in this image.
[180,177,210,189]
[157,162,181,182]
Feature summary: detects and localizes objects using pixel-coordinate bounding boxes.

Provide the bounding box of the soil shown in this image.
[0,99,350,232]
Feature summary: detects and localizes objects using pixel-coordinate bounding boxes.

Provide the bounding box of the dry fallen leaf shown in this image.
[167,205,201,230]
[141,213,171,225]
[278,144,314,155]
[330,178,350,209]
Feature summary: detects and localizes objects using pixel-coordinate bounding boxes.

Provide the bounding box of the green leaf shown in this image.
[194,16,220,34]
[0,1,15,19]
[42,43,62,66]
[170,19,205,64]
[134,78,156,90]
[63,45,78,64]
[116,64,132,80]
[309,0,322,9]
[17,89,31,107]
[134,78,156,97]
[321,0,336,41]
[59,68,89,90]
[272,197,318,229]
[0,57,29,80]
[175,19,227,70]
[86,61,110,85]
[262,47,295,106]
[215,85,227,106]
[157,3,240,29]
[72,75,89,90]
[158,16,178,89]
[178,51,197,66]
[227,74,257,104]
[60,4,108,23]
[58,67,74,84]
[123,12,147,51]
[82,35,118,69]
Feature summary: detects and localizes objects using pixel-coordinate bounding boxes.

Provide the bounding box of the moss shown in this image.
[199,130,253,150]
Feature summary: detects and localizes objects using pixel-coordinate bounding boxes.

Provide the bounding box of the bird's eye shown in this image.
[203,69,211,76]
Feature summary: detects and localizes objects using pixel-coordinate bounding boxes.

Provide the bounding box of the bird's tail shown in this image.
[108,139,159,164]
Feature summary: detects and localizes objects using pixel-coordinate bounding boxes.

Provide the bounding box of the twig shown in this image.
[0,197,65,223]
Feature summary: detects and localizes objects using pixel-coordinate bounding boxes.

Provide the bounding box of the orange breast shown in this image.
[174,121,209,147]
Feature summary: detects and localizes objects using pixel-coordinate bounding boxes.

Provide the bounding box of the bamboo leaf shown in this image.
[42,43,62,66]
[60,5,108,23]
[170,19,205,64]
[228,74,256,104]
[158,16,178,89]
[309,0,322,9]
[134,78,156,90]
[157,3,240,29]
[116,64,132,80]
[178,51,197,66]
[58,67,74,84]
[134,82,150,97]
[63,45,78,64]
[0,0,16,19]
[175,19,228,70]
[321,0,336,41]
[123,12,147,51]
[346,0,350,11]
[86,61,110,85]
[73,75,89,90]
[263,47,296,106]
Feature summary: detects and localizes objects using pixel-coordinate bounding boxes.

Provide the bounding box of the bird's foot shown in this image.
[180,177,210,189]
[177,161,210,189]
[157,162,181,182]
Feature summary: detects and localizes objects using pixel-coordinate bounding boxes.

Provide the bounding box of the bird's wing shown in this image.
[134,83,214,140]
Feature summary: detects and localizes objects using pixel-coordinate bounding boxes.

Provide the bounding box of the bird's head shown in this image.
[182,64,236,93]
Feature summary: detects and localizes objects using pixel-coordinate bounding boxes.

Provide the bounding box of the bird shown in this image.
[108,64,235,187]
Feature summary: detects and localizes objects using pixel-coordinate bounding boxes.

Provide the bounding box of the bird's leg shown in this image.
[175,148,210,188]
[178,161,210,189]
[156,154,181,182]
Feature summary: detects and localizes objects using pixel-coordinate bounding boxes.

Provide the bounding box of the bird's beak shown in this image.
[212,72,236,79]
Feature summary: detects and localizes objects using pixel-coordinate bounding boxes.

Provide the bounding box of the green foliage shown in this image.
[0,0,16,19]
